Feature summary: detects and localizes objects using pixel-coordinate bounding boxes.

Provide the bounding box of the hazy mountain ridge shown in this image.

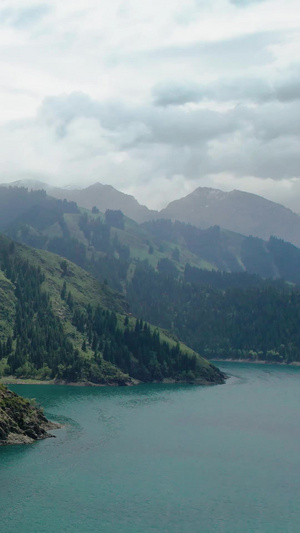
[6,180,158,223]
[1,185,300,365]
[2,185,300,285]
[5,179,300,248]
[160,187,300,248]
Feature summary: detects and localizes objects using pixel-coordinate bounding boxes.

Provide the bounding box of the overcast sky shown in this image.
[0,0,300,210]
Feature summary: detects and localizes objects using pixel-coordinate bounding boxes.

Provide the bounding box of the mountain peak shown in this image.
[160,185,300,247]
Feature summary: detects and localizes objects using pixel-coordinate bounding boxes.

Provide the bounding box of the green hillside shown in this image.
[3,186,300,365]
[4,188,300,288]
[128,261,300,363]
[0,235,224,385]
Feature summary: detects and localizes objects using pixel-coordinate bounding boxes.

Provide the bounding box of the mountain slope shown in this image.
[0,235,224,385]
[4,186,300,285]
[127,261,300,363]
[160,187,300,248]
[7,180,300,248]
[2,187,300,365]
[7,180,157,223]
[7,198,300,364]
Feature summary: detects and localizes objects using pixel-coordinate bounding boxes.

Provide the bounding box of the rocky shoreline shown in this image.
[0,384,60,445]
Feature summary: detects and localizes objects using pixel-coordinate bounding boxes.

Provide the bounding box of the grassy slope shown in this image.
[15,244,128,361]
[30,209,216,273]
[111,217,216,272]
[0,270,15,341]
[6,190,300,283]
[17,244,126,313]
[0,239,221,383]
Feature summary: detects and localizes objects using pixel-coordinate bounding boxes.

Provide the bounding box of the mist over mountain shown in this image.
[6,180,157,223]
[4,179,300,248]
[160,187,300,248]
[1,184,300,365]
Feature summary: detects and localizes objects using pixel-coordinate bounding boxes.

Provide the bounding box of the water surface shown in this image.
[1,363,300,532]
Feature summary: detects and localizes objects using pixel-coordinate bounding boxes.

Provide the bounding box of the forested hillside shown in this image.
[142,219,300,284]
[7,181,300,248]
[0,186,79,230]
[4,188,300,286]
[0,236,224,385]
[2,186,300,365]
[128,262,300,363]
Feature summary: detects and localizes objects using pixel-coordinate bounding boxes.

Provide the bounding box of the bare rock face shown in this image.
[0,385,60,445]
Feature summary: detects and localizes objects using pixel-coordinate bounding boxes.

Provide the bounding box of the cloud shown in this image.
[114,31,280,75]
[230,0,268,6]
[0,4,51,28]
[153,82,203,107]
[153,78,271,106]
[41,92,243,149]
[0,91,299,210]
[153,65,300,106]
[276,67,300,101]
[0,0,299,211]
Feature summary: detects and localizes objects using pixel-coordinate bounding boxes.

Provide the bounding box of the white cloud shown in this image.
[0,0,299,211]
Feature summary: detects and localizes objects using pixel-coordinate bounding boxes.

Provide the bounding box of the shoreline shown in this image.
[211,359,300,366]
[0,377,138,387]
[0,376,225,387]
[0,384,63,446]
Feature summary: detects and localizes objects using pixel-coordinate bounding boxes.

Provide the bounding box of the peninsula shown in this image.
[0,384,60,445]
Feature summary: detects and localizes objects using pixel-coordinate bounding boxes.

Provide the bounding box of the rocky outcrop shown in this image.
[0,385,60,445]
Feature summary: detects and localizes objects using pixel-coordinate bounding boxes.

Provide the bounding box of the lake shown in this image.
[1,363,300,532]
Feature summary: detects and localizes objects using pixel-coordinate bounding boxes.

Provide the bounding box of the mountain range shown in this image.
[6,180,156,223]
[5,179,300,248]
[160,187,300,248]
[0,184,299,366]
[2,185,300,284]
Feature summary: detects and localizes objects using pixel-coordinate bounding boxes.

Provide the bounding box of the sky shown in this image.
[0,0,300,211]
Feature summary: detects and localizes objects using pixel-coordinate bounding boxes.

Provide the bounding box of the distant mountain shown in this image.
[2,185,300,364]
[2,185,300,285]
[6,180,158,223]
[5,180,300,248]
[160,187,300,248]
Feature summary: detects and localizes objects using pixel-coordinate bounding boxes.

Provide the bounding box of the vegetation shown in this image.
[128,261,300,363]
[4,186,300,366]
[4,187,300,285]
[0,236,224,384]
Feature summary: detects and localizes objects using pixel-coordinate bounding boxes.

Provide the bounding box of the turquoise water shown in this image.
[1,363,300,532]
